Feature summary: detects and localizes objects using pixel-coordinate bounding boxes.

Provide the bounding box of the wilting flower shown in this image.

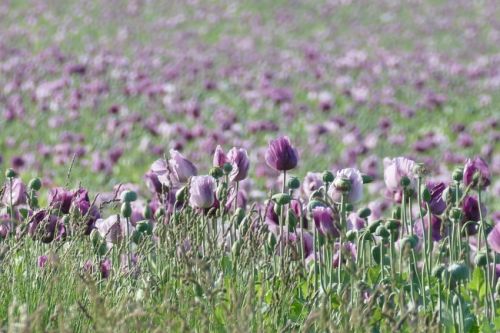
[330,168,364,203]
[265,136,298,171]
[227,147,250,182]
[312,206,339,237]
[463,157,491,189]
[487,223,500,253]
[48,187,73,214]
[2,178,27,206]
[383,157,416,191]
[427,182,447,215]
[189,176,216,209]
[169,149,198,184]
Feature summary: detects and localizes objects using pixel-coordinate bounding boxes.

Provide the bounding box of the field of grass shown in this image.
[0,0,499,331]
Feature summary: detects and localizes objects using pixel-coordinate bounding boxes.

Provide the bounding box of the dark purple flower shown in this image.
[312,206,339,238]
[463,157,491,189]
[427,182,447,215]
[28,210,65,243]
[144,170,163,194]
[462,195,486,235]
[48,187,73,214]
[38,255,48,268]
[265,136,298,171]
[414,215,444,241]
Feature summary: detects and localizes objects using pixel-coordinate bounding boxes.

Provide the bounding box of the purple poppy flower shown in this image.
[95,214,133,245]
[144,170,163,194]
[48,187,73,214]
[427,182,447,215]
[383,157,416,192]
[1,178,27,206]
[227,147,250,182]
[462,195,486,235]
[265,201,280,226]
[189,176,216,209]
[100,258,111,279]
[347,212,366,231]
[28,210,65,243]
[312,206,340,238]
[169,149,197,184]
[330,168,364,203]
[463,157,491,189]
[414,215,444,241]
[265,136,298,171]
[38,255,48,268]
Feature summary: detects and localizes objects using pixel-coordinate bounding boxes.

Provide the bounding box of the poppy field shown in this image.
[0,0,499,332]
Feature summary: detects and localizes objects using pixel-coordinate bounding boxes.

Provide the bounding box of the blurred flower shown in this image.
[1,178,27,206]
[312,206,339,237]
[189,176,216,209]
[213,145,227,167]
[48,187,73,214]
[330,168,364,203]
[169,149,197,184]
[265,136,298,171]
[302,172,323,198]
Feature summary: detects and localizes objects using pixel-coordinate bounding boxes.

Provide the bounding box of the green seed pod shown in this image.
[120,190,137,203]
[28,177,42,191]
[97,242,107,256]
[344,203,354,212]
[154,207,165,220]
[287,210,297,230]
[371,245,382,264]
[346,230,357,242]
[375,225,390,239]
[450,207,462,221]
[400,176,411,188]
[421,188,431,203]
[143,204,152,220]
[176,186,188,203]
[287,177,300,190]
[136,220,153,235]
[392,207,401,220]
[232,239,243,257]
[307,200,324,212]
[357,207,371,219]
[452,167,463,182]
[401,235,418,250]
[333,177,351,193]
[209,166,224,179]
[322,171,334,183]
[432,264,446,279]
[368,220,383,234]
[223,162,233,175]
[474,252,488,267]
[121,202,132,218]
[309,189,324,200]
[5,168,17,178]
[385,220,400,231]
[272,193,291,206]
[445,263,469,288]
[361,174,373,184]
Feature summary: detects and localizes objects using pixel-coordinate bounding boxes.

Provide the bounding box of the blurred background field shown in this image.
[0,0,498,199]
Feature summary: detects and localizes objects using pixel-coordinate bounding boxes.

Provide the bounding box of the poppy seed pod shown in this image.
[474,252,488,267]
[333,177,351,193]
[322,171,334,183]
[28,178,42,191]
[209,167,223,179]
[272,193,291,206]
[121,202,132,218]
[357,207,371,219]
[5,168,17,178]
[264,136,298,171]
[120,190,137,203]
[223,163,233,175]
[287,177,300,190]
[361,174,373,184]
[452,167,463,182]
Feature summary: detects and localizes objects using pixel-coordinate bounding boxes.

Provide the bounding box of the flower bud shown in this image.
[401,235,418,249]
[333,177,351,193]
[357,207,371,219]
[444,263,469,288]
[287,177,300,190]
[121,202,132,218]
[371,245,382,264]
[5,168,17,178]
[222,162,233,175]
[361,174,373,184]
[450,207,462,221]
[28,178,42,191]
[136,220,153,235]
[375,225,390,239]
[474,252,488,267]
[368,220,383,234]
[346,230,357,242]
[307,200,324,212]
[385,220,400,231]
[155,207,165,220]
[400,176,411,188]
[120,190,137,203]
[143,204,152,219]
[452,167,463,182]
[176,186,188,202]
[344,203,354,212]
[322,171,334,183]
[421,188,431,203]
[209,167,224,179]
[272,193,291,206]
